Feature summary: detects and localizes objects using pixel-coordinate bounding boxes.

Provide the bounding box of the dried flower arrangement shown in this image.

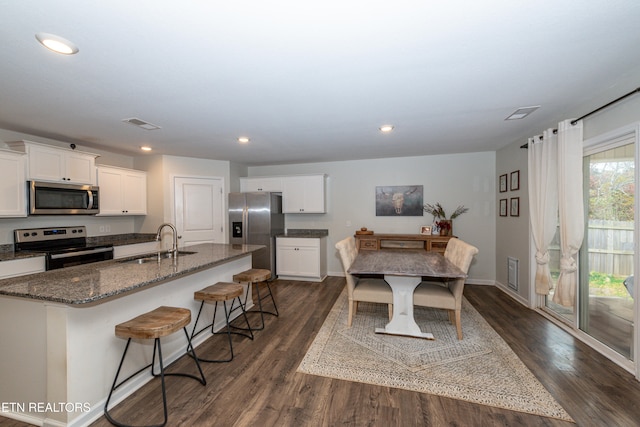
[423,202,469,220]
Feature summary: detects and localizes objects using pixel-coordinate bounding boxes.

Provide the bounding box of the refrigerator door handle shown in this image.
[243,205,248,244]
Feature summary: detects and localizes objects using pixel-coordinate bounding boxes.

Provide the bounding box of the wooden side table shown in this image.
[354,233,453,254]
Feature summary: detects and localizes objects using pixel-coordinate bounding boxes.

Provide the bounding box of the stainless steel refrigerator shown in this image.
[229,192,284,279]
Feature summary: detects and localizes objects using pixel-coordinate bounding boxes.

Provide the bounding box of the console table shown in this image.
[354,233,452,254]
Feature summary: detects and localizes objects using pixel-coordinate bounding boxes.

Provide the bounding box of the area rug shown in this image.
[297,290,573,422]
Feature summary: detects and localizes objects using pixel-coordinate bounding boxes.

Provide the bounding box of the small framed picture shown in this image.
[499,199,508,217]
[499,174,508,193]
[510,170,520,191]
[420,225,432,235]
[510,197,520,217]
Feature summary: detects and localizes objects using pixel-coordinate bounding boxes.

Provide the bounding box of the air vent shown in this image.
[122,117,161,130]
[505,106,540,121]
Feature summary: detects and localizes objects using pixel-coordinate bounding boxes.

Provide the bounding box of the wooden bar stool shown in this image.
[190,282,253,363]
[233,268,279,331]
[104,306,206,427]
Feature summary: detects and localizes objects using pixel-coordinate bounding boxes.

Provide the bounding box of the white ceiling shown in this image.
[1,1,640,166]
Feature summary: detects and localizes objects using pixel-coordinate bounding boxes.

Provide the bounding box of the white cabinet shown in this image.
[0,257,45,279]
[240,177,283,192]
[113,241,160,259]
[96,166,147,215]
[0,150,27,217]
[276,237,327,282]
[7,140,97,185]
[239,174,327,213]
[282,174,326,213]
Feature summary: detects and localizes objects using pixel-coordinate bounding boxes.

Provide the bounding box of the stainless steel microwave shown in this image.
[28,181,100,215]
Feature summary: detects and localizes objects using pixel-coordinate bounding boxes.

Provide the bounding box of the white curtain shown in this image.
[554,119,584,306]
[528,129,558,295]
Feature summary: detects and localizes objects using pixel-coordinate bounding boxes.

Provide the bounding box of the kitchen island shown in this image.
[0,243,263,427]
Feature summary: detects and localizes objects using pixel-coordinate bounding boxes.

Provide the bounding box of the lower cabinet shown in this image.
[276,237,327,282]
[0,257,45,279]
[113,241,161,259]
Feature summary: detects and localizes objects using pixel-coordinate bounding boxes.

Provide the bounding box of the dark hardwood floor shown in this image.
[2,278,640,426]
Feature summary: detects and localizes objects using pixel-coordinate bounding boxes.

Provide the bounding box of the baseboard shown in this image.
[493,280,533,308]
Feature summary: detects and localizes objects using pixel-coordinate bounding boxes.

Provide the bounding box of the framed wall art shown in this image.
[375,185,424,216]
[499,174,508,192]
[510,170,520,191]
[499,199,508,217]
[510,197,520,217]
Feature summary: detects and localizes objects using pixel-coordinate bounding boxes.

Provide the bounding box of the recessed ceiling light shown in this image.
[238,137,250,144]
[35,33,79,55]
[505,106,540,120]
[140,146,152,152]
[379,125,395,133]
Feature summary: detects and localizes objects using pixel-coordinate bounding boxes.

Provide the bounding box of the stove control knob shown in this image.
[23,232,29,237]
[31,232,37,236]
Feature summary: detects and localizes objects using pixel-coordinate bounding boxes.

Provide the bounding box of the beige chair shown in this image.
[413,238,478,340]
[335,236,393,326]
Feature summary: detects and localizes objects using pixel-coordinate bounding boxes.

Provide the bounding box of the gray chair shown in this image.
[335,236,393,326]
[413,238,478,340]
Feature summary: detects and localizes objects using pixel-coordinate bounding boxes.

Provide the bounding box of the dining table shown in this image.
[348,248,466,339]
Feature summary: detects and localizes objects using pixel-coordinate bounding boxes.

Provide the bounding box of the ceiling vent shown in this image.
[122,117,161,130]
[505,106,540,121]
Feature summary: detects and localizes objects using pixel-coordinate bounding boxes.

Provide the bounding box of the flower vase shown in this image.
[439,220,452,236]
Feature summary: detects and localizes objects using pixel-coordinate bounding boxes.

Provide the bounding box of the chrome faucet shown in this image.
[156,223,178,257]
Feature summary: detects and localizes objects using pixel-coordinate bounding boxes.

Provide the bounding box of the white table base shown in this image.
[375,275,434,340]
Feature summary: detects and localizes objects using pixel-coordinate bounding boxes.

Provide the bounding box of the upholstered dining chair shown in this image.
[335,236,393,326]
[413,238,478,340]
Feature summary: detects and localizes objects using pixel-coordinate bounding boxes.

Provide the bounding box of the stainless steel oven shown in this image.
[14,226,113,270]
[28,181,100,215]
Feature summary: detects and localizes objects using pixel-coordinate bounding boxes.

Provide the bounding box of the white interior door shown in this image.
[174,176,224,247]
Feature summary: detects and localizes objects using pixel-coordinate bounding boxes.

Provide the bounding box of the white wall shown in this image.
[249,152,496,283]
[495,140,530,304]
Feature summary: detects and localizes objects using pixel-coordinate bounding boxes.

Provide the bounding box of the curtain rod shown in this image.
[570,86,640,125]
[520,86,640,149]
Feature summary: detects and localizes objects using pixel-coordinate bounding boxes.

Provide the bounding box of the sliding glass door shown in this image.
[542,132,636,364]
[580,142,635,359]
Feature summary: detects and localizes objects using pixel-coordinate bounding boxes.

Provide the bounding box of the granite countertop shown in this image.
[0,247,43,262]
[0,243,263,305]
[348,249,466,278]
[0,233,158,262]
[277,229,329,238]
[88,233,157,246]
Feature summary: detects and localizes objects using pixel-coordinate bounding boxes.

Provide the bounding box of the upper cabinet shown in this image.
[240,176,283,192]
[0,150,27,217]
[96,166,147,216]
[240,174,327,213]
[282,174,326,213]
[7,140,98,185]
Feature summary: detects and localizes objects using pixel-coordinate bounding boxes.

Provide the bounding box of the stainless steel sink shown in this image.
[119,251,197,264]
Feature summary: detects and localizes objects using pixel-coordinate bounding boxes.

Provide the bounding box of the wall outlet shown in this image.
[105,225,111,233]
[99,226,105,233]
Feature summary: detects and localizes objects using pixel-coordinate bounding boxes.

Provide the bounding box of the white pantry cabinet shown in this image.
[276,236,327,282]
[0,150,27,217]
[240,176,283,192]
[7,140,98,185]
[282,174,326,213]
[96,166,147,216]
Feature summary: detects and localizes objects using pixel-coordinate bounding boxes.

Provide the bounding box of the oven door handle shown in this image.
[50,247,113,259]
